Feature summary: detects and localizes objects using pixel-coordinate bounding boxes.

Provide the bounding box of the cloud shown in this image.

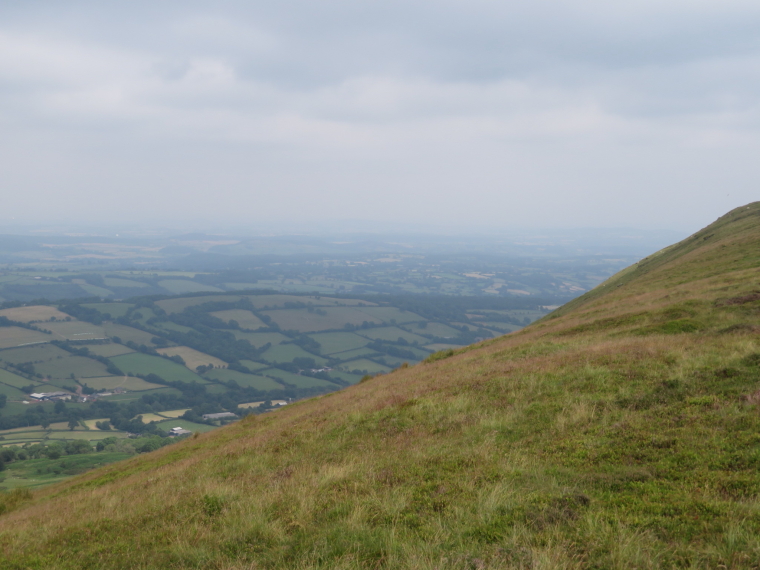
[0,0,759,231]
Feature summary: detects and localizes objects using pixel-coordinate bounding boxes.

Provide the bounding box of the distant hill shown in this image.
[1,203,760,569]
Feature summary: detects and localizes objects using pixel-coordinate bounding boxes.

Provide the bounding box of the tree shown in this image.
[54,400,66,414]
[0,394,6,409]
[68,417,79,431]
[40,418,50,429]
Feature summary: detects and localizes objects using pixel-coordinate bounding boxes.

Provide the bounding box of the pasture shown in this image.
[35,356,111,380]
[260,344,328,366]
[81,302,134,318]
[102,323,161,346]
[155,295,244,314]
[0,383,27,400]
[135,413,167,423]
[156,346,227,370]
[81,376,165,391]
[152,419,217,433]
[402,321,460,338]
[307,331,368,355]
[45,320,107,341]
[0,327,51,349]
[326,347,379,360]
[209,309,266,330]
[109,353,207,384]
[102,278,148,288]
[357,326,429,344]
[231,331,289,348]
[339,358,392,374]
[0,305,70,323]
[354,306,421,324]
[262,369,338,389]
[157,280,223,294]
[0,343,71,363]
[238,359,268,371]
[261,307,384,332]
[155,322,194,334]
[0,369,34,389]
[85,343,134,357]
[156,409,189,418]
[201,369,284,391]
[0,452,132,490]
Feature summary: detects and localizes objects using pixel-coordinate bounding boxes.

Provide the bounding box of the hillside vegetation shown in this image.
[1,203,760,569]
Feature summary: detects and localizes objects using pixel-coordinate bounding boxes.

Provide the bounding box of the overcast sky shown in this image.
[0,0,758,233]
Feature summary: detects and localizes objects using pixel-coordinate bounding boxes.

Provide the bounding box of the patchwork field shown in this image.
[357,326,429,344]
[156,346,227,370]
[151,419,217,433]
[0,369,32,389]
[109,354,207,384]
[339,358,392,374]
[0,305,70,323]
[231,331,289,348]
[156,409,189,418]
[261,369,338,389]
[157,280,223,294]
[155,295,244,314]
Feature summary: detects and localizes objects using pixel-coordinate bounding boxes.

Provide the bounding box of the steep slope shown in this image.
[2,203,760,570]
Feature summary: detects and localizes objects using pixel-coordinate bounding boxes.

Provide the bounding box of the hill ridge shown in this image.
[2,203,760,569]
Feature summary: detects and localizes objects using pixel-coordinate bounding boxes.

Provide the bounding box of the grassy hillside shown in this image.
[2,203,760,569]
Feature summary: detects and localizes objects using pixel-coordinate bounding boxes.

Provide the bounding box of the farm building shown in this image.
[28,391,72,402]
[169,427,192,436]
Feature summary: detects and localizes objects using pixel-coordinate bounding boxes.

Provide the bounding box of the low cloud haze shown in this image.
[1,0,758,232]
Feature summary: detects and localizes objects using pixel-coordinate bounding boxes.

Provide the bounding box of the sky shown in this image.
[0,0,759,233]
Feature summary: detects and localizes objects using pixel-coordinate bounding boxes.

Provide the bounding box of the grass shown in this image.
[329,347,381,361]
[402,321,461,338]
[262,369,340,389]
[157,280,223,294]
[260,343,328,366]
[231,331,290,348]
[81,376,165,392]
[156,346,227,370]
[0,306,70,323]
[201,369,284,391]
[0,368,39,388]
[0,327,51,349]
[339,358,393,374]
[3,203,760,568]
[0,453,132,490]
[262,307,385,332]
[102,323,160,346]
[209,309,266,330]
[84,343,134,358]
[0,344,71,363]
[81,302,134,318]
[35,356,111,380]
[109,354,208,385]
[44,320,107,341]
[156,409,189,418]
[307,332,370,355]
[357,326,430,345]
[155,295,244,314]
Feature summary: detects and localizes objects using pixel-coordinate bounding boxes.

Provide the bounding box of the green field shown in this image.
[339,358,392,374]
[157,280,223,294]
[154,322,195,334]
[81,376,165,391]
[81,302,134,318]
[85,343,135,357]
[45,320,107,341]
[201,369,284,391]
[424,343,464,351]
[353,306,421,324]
[109,354,208,384]
[155,295,244,314]
[307,331,369,355]
[209,309,266,330]
[327,370,364,385]
[102,278,148,288]
[231,331,289,348]
[152,419,217,433]
[0,327,51,349]
[0,452,133,490]
[402,321,460,338]
[260,344,328,366]
[0,382,27,399]
[102,323,161,346]
[261,369,339,389]
[356,326,430,345]
[0,368,38,388]
[0,343,71,363]
[327,347,379,361]
[35,355,111,380]
[238,359,269,371]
